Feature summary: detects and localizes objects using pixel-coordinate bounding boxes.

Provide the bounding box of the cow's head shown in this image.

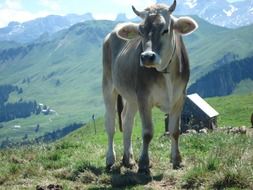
[116,0,198,71]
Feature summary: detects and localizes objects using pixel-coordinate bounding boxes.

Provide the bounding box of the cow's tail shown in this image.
[117,95,123,132]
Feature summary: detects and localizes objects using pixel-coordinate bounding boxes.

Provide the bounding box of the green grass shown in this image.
[206,93,253,127]
[233,79,253,95]
[0,94,253,189]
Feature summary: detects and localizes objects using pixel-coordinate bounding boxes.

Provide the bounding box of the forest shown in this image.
[0,84,40,122]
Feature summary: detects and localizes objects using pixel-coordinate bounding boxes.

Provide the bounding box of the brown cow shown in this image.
[102,0,197,173]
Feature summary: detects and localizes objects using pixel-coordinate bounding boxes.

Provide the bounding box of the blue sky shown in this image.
[0,0,242,27]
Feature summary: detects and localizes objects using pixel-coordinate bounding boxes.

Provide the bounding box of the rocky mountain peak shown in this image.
[156,0,253,28]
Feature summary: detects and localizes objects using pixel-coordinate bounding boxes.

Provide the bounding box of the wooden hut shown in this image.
[180,93,219,133]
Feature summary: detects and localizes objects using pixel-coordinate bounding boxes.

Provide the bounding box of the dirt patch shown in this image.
[146,178,177,190]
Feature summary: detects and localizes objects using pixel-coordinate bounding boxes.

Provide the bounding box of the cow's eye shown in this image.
[162,29,168,35]
[138,25,145,36]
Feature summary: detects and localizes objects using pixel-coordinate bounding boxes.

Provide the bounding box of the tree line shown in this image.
[0,84,21,105]
[0,101,41,122]
[188,56,253,97]
[0,84,41,122]
[0,122,84,149]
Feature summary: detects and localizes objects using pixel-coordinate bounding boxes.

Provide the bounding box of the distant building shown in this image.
[180,93,219,132]
[13,125,21,129]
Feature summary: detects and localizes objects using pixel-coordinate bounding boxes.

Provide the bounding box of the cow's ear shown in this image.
[116,23,139,40]
[173,17,198,35]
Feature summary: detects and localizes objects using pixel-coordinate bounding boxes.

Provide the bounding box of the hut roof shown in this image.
[187,93,219,118]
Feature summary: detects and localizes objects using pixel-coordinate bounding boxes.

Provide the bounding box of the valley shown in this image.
[0,16,252,146]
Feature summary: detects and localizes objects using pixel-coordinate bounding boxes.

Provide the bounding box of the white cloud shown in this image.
[92,13,116,21]
[5,0,22,10]
[39,0,61,11]
[0,0,158,28]
[0,0,50,27]
[0,0,63,27]
[111,0,155,11]
[112,0,155,7]
[109,0,156,19]
[0,8,50,27]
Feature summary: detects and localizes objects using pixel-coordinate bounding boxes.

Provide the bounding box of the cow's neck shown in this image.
[160,31,177,74]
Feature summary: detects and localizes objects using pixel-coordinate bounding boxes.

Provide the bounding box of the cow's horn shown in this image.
[168,0,177,12]
[132,6,147,19]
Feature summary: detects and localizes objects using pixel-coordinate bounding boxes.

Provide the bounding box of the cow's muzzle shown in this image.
[140,51,161,68]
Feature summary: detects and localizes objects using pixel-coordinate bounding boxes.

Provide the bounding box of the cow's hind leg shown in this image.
[169,112,182,169]
[103,88,117,170]
[122,102,137,168]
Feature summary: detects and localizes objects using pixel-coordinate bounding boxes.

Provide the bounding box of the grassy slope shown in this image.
[0,41,20,50]
[233,79,253,95]
[206,93,253,127]
[0,21,115,142]
[0,94,253,189]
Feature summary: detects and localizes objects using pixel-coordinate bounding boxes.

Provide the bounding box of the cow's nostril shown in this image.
[150,53,155,61]
[140,54,145,61]
[141,52,156,63]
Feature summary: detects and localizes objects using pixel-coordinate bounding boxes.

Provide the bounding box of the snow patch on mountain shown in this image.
[8,24,24,36]
[223,5,238,17]
[249,7,253,14]
[184,0,197,9]
[156,0,253,28]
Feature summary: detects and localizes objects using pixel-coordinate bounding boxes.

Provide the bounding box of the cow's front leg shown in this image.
[138,101,153,174]
[122,102,137,168]
[169,113,182,169]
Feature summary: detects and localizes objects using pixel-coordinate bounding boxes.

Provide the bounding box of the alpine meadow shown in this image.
[0,0,253,189]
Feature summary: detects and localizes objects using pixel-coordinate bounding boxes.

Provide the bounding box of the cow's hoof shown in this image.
[138,155,151,174]
[105,164,113,173]
[172,161,183,170]
[138,162,151,175]
[122,159,136,169]
[171,153,182,169]
[172,164,180,170]
[171,156,182,169]
[137,167,151,175]
[122,154,136,169]
[106,164,121,174]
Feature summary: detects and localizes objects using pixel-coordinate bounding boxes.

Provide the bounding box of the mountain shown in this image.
[156,0,253,28]
[115,13,129,22]
[0,41,20,50]
[0,17,252,143]
[0,13,94,44]
[0,20,115,143]
[183,16,253,84]
[1,1,251,45]
[188,56,253,97]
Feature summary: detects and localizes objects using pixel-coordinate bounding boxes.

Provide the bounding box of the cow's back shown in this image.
[103,31,127,86]
[103,30,143,99]
[103,31,128,81]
